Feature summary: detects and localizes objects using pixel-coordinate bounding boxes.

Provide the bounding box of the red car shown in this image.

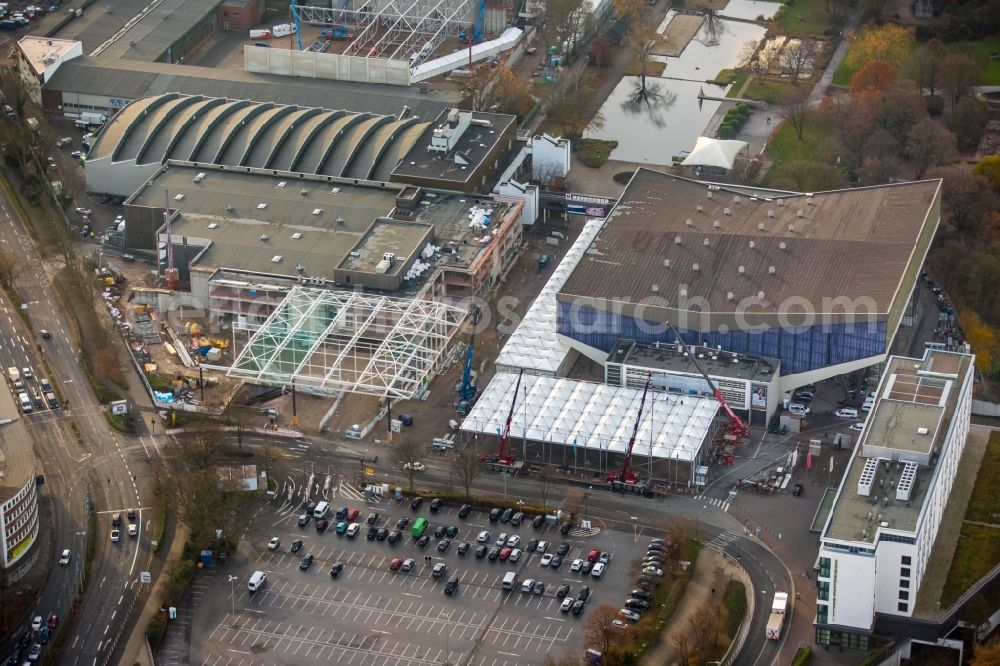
[47,613,59,630]
[499,547,512,561]
[587,548,601,563]
[347,508,360,522]
[389,557,403,571]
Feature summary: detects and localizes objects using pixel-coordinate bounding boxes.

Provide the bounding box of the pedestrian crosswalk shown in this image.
[706,531,740,552]
[704,497,731,513]
[337,479,367,502]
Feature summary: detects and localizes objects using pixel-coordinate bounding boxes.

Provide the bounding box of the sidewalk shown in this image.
[120,522,190,666]
[640,547,749,666]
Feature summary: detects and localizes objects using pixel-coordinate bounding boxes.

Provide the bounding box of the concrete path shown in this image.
[807,7,865,104]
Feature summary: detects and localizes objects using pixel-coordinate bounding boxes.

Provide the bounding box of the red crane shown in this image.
[607,371,652,487]
[484,368,523,467]
[663,321,749,444]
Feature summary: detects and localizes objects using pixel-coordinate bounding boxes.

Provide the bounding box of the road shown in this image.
[0,179,155,665]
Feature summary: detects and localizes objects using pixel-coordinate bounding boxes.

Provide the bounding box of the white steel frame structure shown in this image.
[296,0,472,61]
[227,287,464,398]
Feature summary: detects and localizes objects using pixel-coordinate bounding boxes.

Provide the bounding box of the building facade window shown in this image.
[900,579,909,589]
[818,581,830,602]
[901,567,911,578]
[898,602,908,612]
[899,591,909,600]
[816,604,829,624]
[819,557,831,578]
[901,555,911,565]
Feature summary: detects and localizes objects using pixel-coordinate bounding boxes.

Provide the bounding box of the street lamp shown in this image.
[227,575,238,626]
[441,610,454,665]
[630,516,638,543]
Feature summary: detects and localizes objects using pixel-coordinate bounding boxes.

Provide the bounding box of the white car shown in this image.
[618,609,641,623]
[560,597,574,612]
[506,535,520,548]
[540,553,554,567]
[403,462,426,472]
[22,367,32,379]
[346,523,360,537]
[641,566,663,576]
[57,137,72,148]
[58,549,71,565]
[788,403,809,415]
[835,407,859,418]
[128,523,138,537]
[476,530,490,543]
[536,540,549,553]
[74,207,92,216]
[31,615,43,631]
[850,422,866,432]
[570,558,583,572]
[520,578,535,593]
[267,537,281,551]
[591,562,606,578]
[110,529,120,542]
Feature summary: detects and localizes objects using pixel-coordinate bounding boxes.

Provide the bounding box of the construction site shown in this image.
[244,0,523,85]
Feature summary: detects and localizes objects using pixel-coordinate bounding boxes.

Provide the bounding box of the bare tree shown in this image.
[780,40,816,86]
[223,386,254,452]
[778,87,810,140]
[154,422,229,544]
[0,250,24,290]
[671,631,693,666]
[688,600,726,659]
[939,52,981,107]
[584,604,623,656]
[452,447,484,499]
[536,470,555,511]
[906,118,957,179]
[465,64,535,116]
[393,438,426,490]
[904,39,946,98]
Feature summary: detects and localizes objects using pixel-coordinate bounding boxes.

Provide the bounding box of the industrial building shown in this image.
[15,36,83,107]
[0,392,40,573]
[815,349,974,651]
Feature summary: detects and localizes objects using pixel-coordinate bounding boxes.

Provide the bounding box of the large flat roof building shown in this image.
[815,349,974,650]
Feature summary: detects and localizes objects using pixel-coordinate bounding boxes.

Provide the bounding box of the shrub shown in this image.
[792,645,813,665]
[578,138,618,168]
[719,124,737,139]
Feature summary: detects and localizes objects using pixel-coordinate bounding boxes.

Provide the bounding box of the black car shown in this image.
[458,504,472,519]
[488,546,501,560]
[430,498,443,513]
[631,589,653,600]
[367,512,380,525]
[572,600,586,616]
[388,530,402,543]
[396,517,410,530]
[329,562,344,578]
[416,535,431,548]
[437,539,451,552]
[792,482,804,496]
[556,543,571,556]
[376,528,389,541]
[578,586,591,603]
[290,539,303,553]
[500,508,513,523]
[556,584,570,598]
[549,555,563,569]
[299,554,314,570]
[532,514,545,529]
[475,544,488,558]
[625,598,649,611]
[7,650,21,665]
[526,538,539,552]
[511,512,523,526]
[410,496,424,510]
[489,508,502,522]
[559,522,573,535]
[445,525,460,538]
[127,508,136,521]
[367,526,379,540]
[434,524,447,539]
[17,631,31,648]
[580,560,593,574]
[457,541,471,555]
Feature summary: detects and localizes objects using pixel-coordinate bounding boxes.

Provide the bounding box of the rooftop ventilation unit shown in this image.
[727,291,734,301]
[796,210,805,218]
[686,218,693,227]
[917,427,929,435]
[271,255,283,263]
[174,193,184,201]
[757,290,765,300]
[336,216,345,225]
[779,241,787,250]
[858,457,879,496]
[259,234,270,241]
[896,462,918,501]
[777,199,785,207]
[296,264,305,272]
[768,266,776,274]
[707,191,714,199]
[312,208,322,215]
[257,203,268,210]
[675,236,682,245]
[788,224,796,232]
[207,223,219,230]
[697,204,704,213]
[748,240,755,249]
[738,265,746,274]
[300,188,310,195]
[767,210,775,218]
[758,222,766,230]
[703,238,710,246]
[651,284,658,292]
[663,259,671,267]
[713,220,721,228]
[291,232,303,240]
[679,288,688,296]
[692,263,700,271]
[724,207,732,216]
[225,204,234,212]
[277,181,287,188]
[734,195,741,204]
[193,172,206,183]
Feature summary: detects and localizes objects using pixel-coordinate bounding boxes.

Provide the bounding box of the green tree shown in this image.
[974,155,1000,189]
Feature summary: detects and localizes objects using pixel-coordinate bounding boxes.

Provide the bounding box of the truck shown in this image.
[271,23,292,37]
[74,112,107,128]
[249,28,272,40]
[7,367,23,391]
[765,591,789,640]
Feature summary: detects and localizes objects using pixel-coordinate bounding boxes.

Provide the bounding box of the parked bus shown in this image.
[411,517,428,539]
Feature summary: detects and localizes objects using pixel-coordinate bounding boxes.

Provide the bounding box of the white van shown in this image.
[17,392,32,413]
[501,571,518,590]
[313,501,330,519]
[248,570,267,593]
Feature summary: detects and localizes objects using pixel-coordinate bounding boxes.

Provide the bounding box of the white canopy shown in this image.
[461,373,719,461]
[681,136,748,170]
[494,217,604,375]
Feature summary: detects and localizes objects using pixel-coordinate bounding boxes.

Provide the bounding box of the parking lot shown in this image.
[190,487,655,665]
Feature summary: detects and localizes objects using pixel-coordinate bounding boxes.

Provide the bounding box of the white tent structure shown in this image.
[409,28,522,83]
[461,372,719,462]
[681,137,748,171]
[495,217,604,375]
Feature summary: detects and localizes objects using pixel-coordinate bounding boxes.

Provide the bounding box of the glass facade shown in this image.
[557,304,887,374]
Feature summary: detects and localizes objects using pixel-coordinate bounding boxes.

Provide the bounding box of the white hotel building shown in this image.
[815,349,974,650]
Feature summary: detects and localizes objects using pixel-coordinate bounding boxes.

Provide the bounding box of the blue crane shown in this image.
[454,306,482,414]
[290,0,304,50]
[458,0,486,44]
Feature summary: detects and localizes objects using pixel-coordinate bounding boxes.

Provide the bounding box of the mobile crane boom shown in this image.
[663,321,749,441]
[607,371,651,486]
[485,368,523,466]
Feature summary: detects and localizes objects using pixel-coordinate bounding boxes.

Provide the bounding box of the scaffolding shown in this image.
[295,0,474,62]
[227,287,465,399]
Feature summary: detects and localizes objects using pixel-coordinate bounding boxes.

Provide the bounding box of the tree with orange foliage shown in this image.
[845,23,913,71]
[960,310,998,375]
[849,60,897,95]
[971,639,1000,665]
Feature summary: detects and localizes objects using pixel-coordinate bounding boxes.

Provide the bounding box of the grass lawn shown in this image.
[949,37,1000,85]
[762,120,830,185]
[772,0,839,36]
[723,70,749,96]
[744,78,801,104]
[940,524,1000,606]
[963,431,1000,524]
[832,59,855,87]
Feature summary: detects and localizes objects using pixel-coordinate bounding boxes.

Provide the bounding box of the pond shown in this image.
[719,0,782,21]
[584,77,728,165]
[653,13,768,82]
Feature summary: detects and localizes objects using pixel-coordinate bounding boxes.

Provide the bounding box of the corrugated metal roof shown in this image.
[558,169,941,321]
[44,57,458,119]
[461,372,719,461]
[90,0,218,63]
